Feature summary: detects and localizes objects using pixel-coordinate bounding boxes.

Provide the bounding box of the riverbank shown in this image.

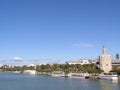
[118,76,120,80]
[36,72,120,81]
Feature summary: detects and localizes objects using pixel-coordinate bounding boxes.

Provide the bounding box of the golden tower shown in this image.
[99,46,112,73]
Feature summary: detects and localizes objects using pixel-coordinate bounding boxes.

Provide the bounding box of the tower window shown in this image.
[106,64,108,66]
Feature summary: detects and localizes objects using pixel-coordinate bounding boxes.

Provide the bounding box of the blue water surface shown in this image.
[0,72,120,90]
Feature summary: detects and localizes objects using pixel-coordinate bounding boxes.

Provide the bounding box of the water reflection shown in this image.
[99,80,120,90]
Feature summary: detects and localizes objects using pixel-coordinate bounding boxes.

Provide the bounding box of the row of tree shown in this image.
[0,64,103,74]
[111,66,120,75]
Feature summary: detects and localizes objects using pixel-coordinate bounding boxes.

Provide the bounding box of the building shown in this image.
[89,60,97,64]
[116,53,120,60]
[66,59,90,65]
[99,46,112,73]
[112,60,120,67]
[27,64,36,67]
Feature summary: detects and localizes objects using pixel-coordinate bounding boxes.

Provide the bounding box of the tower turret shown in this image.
[102,45,107,55]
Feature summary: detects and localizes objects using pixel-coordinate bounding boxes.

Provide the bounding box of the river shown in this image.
[0,72,120,90]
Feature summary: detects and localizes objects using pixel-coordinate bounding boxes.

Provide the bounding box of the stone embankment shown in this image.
[118,76,120,80]
[89,74,99,79]
[37,72,120,81]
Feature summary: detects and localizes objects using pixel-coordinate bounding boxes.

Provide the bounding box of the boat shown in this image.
[98,72,118,81]
[51,71,65,77]
[67,72,90,79]
[13,71,21,73]
[23,70,36,75]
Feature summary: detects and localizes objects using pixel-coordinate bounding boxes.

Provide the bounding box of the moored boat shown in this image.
[98,72,118,81]
[13,71,21,73]
[67,72,90,79]
[51,71,65,77]
[23,70,36,75]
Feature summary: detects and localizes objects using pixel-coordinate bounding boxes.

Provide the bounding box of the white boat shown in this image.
[98,72,118,81]
[51,71,65,77]
[13,71,21,73]
[23,70,36,75]
[67,72,90,79]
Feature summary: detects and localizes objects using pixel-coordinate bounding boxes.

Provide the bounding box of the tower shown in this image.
[116,53,120,60]
[99,46,112,73]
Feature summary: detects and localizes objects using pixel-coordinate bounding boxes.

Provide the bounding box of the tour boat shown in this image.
[67,72,90,79]
[98,72,118,81]
[23,70,36,75]
[51,71,65,77]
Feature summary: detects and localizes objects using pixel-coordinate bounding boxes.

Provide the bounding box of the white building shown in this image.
[66,59,90,65]
[27,64,36,67]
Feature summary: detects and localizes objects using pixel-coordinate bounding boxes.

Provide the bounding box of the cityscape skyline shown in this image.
[0,0,120,65]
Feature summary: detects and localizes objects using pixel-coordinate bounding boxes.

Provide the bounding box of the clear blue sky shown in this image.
[0,0,120,65]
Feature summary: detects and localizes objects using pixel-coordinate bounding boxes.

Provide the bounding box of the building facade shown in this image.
[66,59,90,65]
[99,46,112,73]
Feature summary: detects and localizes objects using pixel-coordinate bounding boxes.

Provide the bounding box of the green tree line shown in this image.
[0,64,103,74]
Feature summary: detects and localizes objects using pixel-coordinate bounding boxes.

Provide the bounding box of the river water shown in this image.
[0,72,120,90]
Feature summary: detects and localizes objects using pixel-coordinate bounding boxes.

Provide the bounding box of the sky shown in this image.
[0,0,120,65]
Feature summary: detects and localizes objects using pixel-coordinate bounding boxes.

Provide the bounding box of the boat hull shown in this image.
[23,70,36,75]
[98,73,118,81]
[68,73,90,79]
[51,71,65,77]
